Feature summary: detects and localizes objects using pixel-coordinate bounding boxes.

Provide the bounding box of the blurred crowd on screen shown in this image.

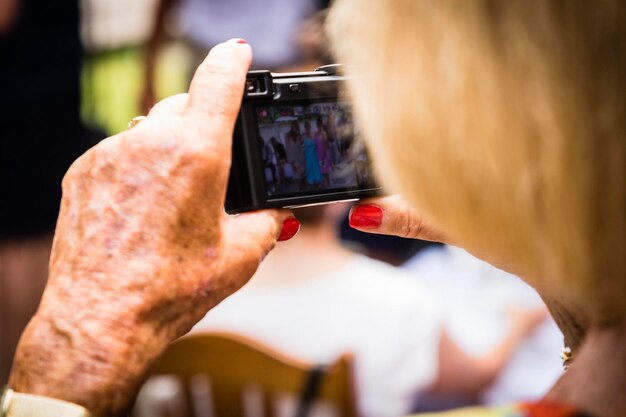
[0,1,564,416]
[259,105,373,196]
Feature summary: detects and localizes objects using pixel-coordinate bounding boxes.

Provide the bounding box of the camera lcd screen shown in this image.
[255,101,376,199]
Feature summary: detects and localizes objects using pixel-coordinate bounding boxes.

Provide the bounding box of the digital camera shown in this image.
[225,65,381,214]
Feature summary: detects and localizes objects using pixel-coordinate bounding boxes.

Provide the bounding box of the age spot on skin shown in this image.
[160,137,179,152]
[123,169,151,188]
[195,284,212,300]
[204,247,217,259]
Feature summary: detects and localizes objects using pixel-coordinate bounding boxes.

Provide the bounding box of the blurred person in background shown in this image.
[141,0,330,113]
[303,120,323,189]
[326,111,340,167]
[285,120,306,185]
[189,205,547,417]
[260,136,278,190]
[404,246,564,411]
[314,116,332,188]
[271,136,288,186]
[0,0,101,384]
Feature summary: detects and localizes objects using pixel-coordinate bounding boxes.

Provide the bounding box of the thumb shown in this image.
[185,39,252,145]
[222,209,299,281]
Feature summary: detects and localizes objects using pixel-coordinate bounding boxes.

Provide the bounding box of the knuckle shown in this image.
[192,62,243,116]
[397,205,422,239]
[61,147,94,193]
[196,60,242,93]
[198,57,234,77]
[402,208,416,239]
[60,167,76,194]
[411,216,426,240]
[150,93,188,115]
[175,143,227,185]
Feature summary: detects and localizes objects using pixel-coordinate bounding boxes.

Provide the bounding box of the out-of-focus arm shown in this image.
[431,307,547,397]
[142,0,178,113]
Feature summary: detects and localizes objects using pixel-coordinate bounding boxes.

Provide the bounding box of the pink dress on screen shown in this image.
[315,132,331,175]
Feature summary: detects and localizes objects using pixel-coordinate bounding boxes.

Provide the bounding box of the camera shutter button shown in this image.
[288,83,301,92]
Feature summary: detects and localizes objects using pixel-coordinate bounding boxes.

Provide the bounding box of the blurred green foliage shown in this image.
[82,44,190,135]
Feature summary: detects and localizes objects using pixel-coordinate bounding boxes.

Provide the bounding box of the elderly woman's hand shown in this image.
[9,40,296,416]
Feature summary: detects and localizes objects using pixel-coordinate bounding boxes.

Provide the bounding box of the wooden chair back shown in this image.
[135,332,358,417]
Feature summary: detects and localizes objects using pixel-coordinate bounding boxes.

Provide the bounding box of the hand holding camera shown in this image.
[9,40,294,417]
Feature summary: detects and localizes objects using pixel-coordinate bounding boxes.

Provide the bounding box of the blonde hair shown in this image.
[328,1,625,324]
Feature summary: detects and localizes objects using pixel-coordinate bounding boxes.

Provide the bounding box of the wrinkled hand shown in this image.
[9,40,294,416]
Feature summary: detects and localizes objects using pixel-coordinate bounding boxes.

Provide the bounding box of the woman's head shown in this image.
[328,1,625,323]
[290,121,300,134]
[304,120,312,132]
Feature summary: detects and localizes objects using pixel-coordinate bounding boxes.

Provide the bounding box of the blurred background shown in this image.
[0,1,565,416]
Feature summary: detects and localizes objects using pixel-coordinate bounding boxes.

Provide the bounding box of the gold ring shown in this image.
[561,346,573,370]
[127,116,147,129]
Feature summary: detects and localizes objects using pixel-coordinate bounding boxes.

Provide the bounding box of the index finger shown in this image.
[185,39,252,134]
[349,195,448,243]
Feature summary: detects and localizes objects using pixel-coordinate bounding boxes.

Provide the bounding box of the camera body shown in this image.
[226,65,381,213]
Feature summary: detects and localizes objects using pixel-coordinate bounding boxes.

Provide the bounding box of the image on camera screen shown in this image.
[255,101,376,198]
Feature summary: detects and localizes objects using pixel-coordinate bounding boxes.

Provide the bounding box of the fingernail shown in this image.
[349,205,383,229]
[228,38,248,44]
[278,217,300,241]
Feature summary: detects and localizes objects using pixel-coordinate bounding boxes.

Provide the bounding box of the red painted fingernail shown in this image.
[233,38,247,44]
[278,218,300,241]
[349,205,383,228]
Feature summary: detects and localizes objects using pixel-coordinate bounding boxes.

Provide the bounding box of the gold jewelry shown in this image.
[127,115,147,129]
[1,387,93,417]
[560,346,573,370]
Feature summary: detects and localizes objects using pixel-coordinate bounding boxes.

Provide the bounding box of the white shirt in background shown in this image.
[403,245,564,406]
[194,255,443,417]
